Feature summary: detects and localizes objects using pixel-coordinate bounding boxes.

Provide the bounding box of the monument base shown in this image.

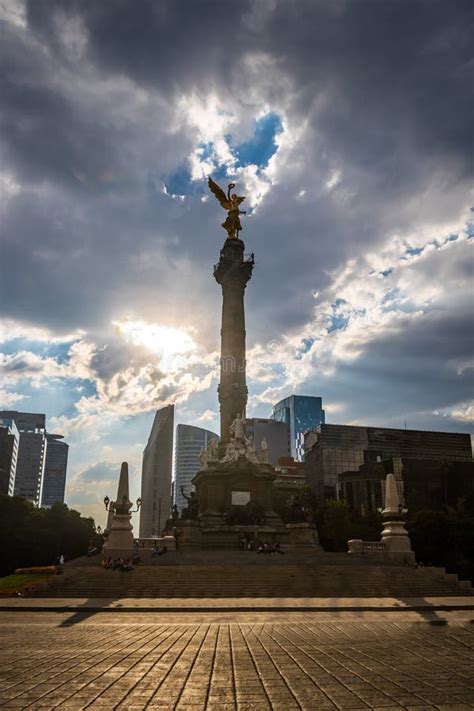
[103,514,134,559]
[176,520,292,549]
[287,522,322,550]
[192,457,282,525]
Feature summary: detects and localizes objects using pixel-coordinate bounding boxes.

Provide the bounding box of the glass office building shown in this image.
[271,395,325,461]
[174,425,218,513]
[305,424,473,503]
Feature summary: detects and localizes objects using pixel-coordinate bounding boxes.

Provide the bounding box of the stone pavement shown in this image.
[0,609,473,710]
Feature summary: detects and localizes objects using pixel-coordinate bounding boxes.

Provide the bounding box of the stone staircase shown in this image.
[31,552,473,598]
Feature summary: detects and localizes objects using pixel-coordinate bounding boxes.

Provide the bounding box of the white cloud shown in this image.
[0,319,84,344]
[0,389,29,407]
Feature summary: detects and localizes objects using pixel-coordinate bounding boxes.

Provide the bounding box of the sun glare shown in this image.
[113,319,197,371]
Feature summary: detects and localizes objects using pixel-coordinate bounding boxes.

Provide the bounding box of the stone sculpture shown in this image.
[207,437,219,461]
[230,412,245,441]
[198,446,208,469]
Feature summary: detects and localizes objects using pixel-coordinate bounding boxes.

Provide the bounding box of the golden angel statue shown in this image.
[208,177,246,239]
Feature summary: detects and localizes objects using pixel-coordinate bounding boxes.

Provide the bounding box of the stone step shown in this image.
[31,563,473,598]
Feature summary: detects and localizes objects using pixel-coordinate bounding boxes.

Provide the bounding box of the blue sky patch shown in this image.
[163,164,192,196]
[233,113,283,170]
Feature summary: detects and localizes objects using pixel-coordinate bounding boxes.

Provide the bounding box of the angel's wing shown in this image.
[208,177,230,208]
[235,196,246,205]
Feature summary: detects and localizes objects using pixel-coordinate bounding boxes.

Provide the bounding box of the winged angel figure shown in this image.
[208,177,246,239]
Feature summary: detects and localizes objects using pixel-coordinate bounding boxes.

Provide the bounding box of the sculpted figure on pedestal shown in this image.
[208,178,246,240]
[222,438,239,463]
[207,437,219,461]
[260,436,269,463]
[244,435,259,464]
[230,412,245,441]
[198,447,208,470]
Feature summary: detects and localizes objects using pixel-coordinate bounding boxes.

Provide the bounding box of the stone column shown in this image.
[214,238,254,445]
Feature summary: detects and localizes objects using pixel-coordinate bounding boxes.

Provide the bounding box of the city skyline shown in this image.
[1,0,472,526]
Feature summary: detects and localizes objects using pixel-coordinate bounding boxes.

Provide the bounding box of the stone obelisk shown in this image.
[214,237,254,445]
[103,462,135,558]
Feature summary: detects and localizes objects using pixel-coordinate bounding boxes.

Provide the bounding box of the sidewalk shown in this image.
[1,595,473,613]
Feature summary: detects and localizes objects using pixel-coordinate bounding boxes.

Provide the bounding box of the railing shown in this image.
[362,541,386,552]
[348,539,386,555]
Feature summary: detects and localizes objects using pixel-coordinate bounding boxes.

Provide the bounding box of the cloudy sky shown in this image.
[1,0,473,527]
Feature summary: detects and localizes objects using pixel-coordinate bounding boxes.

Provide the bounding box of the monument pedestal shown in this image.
[287,522,322,550]
[186,456,293,548]
[193,457,282,526]
[101,462,136,560]
[103,514,134,559]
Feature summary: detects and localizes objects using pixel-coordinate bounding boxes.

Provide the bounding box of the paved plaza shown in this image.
[0,610,473,710]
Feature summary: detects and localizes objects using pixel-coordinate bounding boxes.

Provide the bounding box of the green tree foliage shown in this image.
[0,495,99,577]
[273,486,318,524]
[407,507,474,582]
[274,488,382,550]
[316,499,353,552]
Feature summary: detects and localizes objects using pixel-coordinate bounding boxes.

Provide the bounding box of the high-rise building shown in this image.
[139,405,174,538]
[14,430,47,505]
[271,395,325,461]
[174,424,218,513]
[0,411,68,507]
[305,423,473,504]
[0,411,45,432]
[0,411,47,505]
[0,417,20,496]
[244,418,290,465]
[41,434,69,507]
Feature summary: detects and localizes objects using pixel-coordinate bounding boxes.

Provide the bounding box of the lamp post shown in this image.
[103,495,142,515]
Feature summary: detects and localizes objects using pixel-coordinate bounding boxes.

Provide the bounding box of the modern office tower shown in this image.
[40,434,69,507]
[0,411,69,506]
[305,424,474,505]
[0,417,20,495]
[0,410,47,506]
[139,405,174,538]
[271,395,325,461]
[174,424,218,513]
[14,430,47,505]
[244,418,290,466]
[0,411,46,432]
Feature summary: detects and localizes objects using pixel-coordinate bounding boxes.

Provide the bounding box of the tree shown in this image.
[0,495,99,577]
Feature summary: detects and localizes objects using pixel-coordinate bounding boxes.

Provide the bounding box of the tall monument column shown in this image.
[214,237,254,444]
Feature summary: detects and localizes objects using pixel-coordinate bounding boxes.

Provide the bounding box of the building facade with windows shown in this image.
[0,411,48,506]
[14,431,47,505]
[174,424,218,513]
[271,395,325,461]
[139,405,174,538]
[305,424,473,505]
[41,434,69,507]
[0,411,69,507]
[0,417,20,496]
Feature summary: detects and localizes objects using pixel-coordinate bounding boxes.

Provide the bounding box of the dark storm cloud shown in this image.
[1,0,471,331]
[1,0,473,439]
[24,0,474,179]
